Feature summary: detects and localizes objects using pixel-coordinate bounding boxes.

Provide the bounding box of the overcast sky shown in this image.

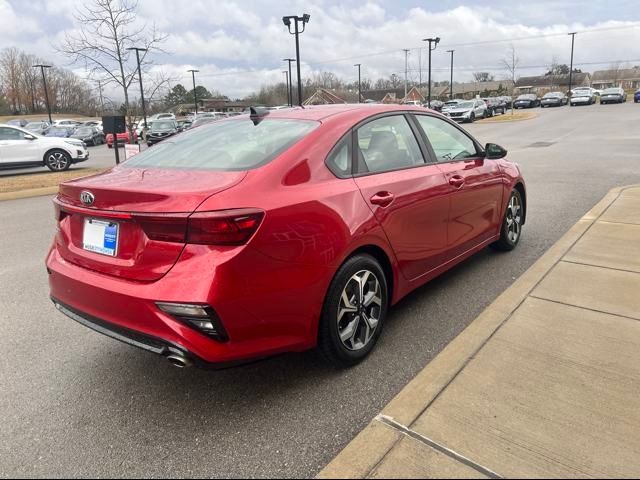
[2,0,640,100]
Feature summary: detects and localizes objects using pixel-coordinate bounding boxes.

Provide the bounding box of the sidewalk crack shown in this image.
[375,415,502,479]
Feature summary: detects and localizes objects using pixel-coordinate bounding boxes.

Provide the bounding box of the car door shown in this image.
[352,114,450,281]
[0,126,39,166]
[413,114,505,260]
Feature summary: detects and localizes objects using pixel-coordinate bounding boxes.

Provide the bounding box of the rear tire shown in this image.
[45,149,72,172]
[318,254,388,368]
[491,189,524,251]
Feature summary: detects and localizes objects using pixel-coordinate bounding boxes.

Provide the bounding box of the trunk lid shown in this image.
[54,167,246,281]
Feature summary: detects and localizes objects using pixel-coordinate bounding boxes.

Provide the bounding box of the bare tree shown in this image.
[501,44,520,85]
[608,61,624,87]
[472,72,495,82]
[60,0,167,125]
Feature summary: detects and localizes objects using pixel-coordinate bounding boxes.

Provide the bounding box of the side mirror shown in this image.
[485,143,507,160]
[24,134,36,141]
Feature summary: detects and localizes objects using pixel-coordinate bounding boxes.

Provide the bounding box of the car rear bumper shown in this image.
[46,242,330,366]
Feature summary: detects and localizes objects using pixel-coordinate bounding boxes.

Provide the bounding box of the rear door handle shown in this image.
[449,175,465,188]
[370,191,395,207]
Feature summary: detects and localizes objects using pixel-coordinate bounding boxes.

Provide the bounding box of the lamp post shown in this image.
[568,32,577,97]
[283,58,295,107]
[282,71,290,105]
[403,49,410,98]
[422,37,441,107]
[282,14,310,107]
[354,64,361,103]
[447,49,454,100]
[33,64,52,124]
[188,69,200,115]
[127,47,148,139]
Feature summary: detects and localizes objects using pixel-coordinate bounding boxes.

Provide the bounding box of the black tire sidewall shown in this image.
[319,254,389,367]
[500,189,523,249]
[45,149,72,172]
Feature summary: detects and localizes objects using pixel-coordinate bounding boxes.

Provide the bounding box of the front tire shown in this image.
[45,149,72,172]
[491,189,524,251]
[318,254,388,368]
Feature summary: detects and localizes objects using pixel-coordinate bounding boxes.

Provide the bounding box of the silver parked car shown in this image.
[600,87,627,104]
[570,88,596,106]
[442,99,487,123]
[24,121,51,135]
[541,92,568,107]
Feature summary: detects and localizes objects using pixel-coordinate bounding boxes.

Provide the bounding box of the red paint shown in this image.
[47,105,526,365]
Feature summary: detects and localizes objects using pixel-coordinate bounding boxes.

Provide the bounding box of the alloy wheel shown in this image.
[337,270,382,351]
[505,193,522,243]
[47,151,69,171]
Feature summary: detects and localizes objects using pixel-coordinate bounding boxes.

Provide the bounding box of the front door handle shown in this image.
[370,191,395,207]
[449,175,465,188]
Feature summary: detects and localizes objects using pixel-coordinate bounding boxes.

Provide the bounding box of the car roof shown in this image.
[257,104,434,123]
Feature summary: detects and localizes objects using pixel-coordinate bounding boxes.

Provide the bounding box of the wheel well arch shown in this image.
[514,182,527,225]
[43,147,71,164]
[344,244,395,303]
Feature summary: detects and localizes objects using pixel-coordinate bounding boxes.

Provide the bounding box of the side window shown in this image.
[326,133,352,178]
[414,115,479,163]
[0,127,24,141]
[355,115,425,174]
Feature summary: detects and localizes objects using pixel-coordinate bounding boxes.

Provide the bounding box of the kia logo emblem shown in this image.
[80,191,95,206]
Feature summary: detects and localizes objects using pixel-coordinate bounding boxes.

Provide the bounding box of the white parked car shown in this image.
[52,119,82,129]
[0,124,89,172]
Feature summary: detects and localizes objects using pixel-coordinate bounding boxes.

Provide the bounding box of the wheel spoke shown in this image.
[339,317,359,344]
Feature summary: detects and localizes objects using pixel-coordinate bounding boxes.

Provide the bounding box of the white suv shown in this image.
[0,124,89,172]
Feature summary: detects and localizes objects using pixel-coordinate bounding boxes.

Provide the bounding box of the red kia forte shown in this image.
[47,105,526,368]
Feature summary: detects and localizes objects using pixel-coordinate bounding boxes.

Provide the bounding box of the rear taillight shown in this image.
[188,209,264,245]
[134,209,264,246]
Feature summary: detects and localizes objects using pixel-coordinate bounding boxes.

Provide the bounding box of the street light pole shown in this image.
[33,64,52,124]
[403,49,409,98]
[127,47,148,138]
[568,32,577,97]
[422,37,441,107]
[354,64,361,103]
[283,58,295,107]
[283,14,310,107]
[447,49,455,99]
[188,69,200,115]
[283,70,290,105]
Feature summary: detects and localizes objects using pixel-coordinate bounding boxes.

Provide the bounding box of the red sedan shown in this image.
[47,105,526,369]
[105,130,138,148]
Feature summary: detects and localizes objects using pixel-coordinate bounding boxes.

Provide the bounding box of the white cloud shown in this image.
[1,0,640,99]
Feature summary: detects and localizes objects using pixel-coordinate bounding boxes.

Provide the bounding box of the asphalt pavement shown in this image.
[1,102,639,478]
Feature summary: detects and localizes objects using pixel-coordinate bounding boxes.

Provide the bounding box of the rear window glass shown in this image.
[124,118,318,171]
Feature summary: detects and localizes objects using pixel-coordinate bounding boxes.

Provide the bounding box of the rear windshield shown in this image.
[124,118,318,171]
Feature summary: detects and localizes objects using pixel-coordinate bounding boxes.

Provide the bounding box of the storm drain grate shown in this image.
[527,141,555,148]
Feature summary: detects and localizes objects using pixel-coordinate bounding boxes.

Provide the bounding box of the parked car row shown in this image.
[513,87,637,108]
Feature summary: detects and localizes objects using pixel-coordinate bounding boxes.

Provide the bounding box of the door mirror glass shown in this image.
[485,143,507,160]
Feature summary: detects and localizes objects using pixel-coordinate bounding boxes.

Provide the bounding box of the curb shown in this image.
[478,111,538,124]
[317,184,634,479]
[0,186,59,202]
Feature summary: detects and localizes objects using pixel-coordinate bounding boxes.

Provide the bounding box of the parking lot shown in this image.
[1,102,639,478]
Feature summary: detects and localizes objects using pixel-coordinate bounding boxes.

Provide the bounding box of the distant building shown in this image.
[514,73,591,94]
[303,88,360,105]
[591,67,640,90]
[168,99,250,115]
[442,81,514,100]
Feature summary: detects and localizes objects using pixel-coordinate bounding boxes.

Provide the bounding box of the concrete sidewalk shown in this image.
[319,185,640,479]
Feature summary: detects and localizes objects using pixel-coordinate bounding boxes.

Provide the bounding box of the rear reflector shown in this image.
[156,302,229,342]
[134,209,264,246]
